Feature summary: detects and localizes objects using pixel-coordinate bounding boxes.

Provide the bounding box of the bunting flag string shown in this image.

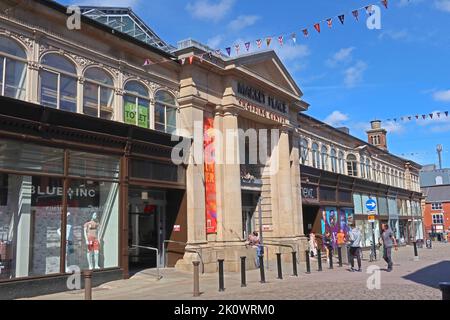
[327,18,333,29]
[141,1,391,66]
[207,1,389,58]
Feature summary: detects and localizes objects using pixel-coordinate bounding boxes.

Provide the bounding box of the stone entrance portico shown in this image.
[174,41,310,272]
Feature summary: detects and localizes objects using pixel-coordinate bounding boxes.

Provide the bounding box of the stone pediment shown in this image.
[233,51,302,99]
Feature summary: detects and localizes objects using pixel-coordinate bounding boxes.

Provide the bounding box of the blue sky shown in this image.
[65,0,450,167]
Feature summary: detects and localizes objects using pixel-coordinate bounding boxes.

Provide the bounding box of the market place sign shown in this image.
[237,82,288,115]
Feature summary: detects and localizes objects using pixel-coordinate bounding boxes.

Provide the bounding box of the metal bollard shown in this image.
[329,249,334,269]
[292,252,298,277]
[317,249,323,272]
[413,242,419,261]
[240,256,247,288]
[218,259,225,292]
[259,255,266,283]
[305,250,311,274]
[193,261,200,297]
[83,270,93,301]
[439,282,450,300]
[276,253,283,280]
[338,246,343,267]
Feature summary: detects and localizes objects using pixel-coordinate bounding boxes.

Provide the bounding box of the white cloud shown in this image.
[228,15,260,32]
[435,0,450,12]
[344,61,368,88]
[433,90,450,102]
[326,47,355,68]
[186,0,235,21]
[324,111,349,127]
[206,35,223,49]
[398,0,425,7]
[378,29,410,41]
[275,44,310,63]
[384,121,405,134]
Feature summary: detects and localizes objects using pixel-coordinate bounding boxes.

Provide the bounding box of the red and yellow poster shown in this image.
[204,116,217,234]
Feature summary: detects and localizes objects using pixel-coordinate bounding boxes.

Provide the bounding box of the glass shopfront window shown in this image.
[0,174,62,280]
[355,219,380,248]
[0,138,121,280]
[0,139,64,175]
[130,159,185,184]
[377,197,388,217]
[353,193,363,214]
[66,179,119,271]
[68,151,120,180]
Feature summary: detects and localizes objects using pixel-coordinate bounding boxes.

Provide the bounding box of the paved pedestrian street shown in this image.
[25,243,450,300]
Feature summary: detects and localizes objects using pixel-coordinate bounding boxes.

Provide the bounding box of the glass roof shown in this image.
[80,7,175,53]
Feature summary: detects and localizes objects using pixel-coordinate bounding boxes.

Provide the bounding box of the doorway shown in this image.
[128,188,166,272]
[302,205,321,236]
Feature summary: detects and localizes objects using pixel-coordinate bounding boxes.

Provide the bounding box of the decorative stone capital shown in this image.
[27,61,39,71]
[115,88,124,96]
[78,76,85,84]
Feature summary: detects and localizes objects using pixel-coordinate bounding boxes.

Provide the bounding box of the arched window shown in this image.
[436,176,444,185]
[300,138,309,165]
[0,36,27,100]
[39,53,77,112]
[155,90,177,134]
[83,67,114,120]
[331,149,337,173]
[366,158,372,180]
[312,143,320,168]
[321,145,328,171]
[338,151,345,174]
[123,81,150,128]
[360,156,366,179]
[347,154,358,177]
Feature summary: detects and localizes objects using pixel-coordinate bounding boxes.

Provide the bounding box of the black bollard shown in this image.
[259,255,266,283]
[439,282,450,300]
[317,249,323,272]
[413,242,419,261]
[292,252,298,277]
[240,257,247,288]
[329,249,334,269]
[276,253,283,280]
[338,246,343,267]
[305,250,311,274]
[218,259,225,292]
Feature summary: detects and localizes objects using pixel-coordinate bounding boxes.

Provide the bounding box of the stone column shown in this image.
[271,127,296,239]
[214,107,243,243]
[175,99,208,272]
[291,131,304,238]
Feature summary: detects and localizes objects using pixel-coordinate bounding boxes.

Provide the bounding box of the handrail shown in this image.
[163,240,205,274]
[130,245,162,280]
[260,242,299,266]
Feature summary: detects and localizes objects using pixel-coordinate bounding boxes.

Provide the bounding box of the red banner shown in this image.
[204,117,217,234]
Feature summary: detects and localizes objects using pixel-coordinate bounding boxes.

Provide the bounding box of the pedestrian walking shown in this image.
[309,232,318,258]
[324,232,333,262]
[380,224,398,272]
[348,224,362,272]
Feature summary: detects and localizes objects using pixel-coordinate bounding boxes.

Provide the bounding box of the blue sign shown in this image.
[366,199,377,211]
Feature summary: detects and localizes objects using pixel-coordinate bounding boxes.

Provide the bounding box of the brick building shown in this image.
[422,185,450,240]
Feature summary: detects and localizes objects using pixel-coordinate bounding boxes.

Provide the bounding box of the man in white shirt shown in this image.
[348,224,362,272]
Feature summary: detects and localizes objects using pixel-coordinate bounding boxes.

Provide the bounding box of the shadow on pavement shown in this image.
[403,261,450,289]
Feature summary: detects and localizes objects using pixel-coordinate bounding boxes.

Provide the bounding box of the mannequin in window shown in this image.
[57,212,74,273]
[84,212,100,270]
